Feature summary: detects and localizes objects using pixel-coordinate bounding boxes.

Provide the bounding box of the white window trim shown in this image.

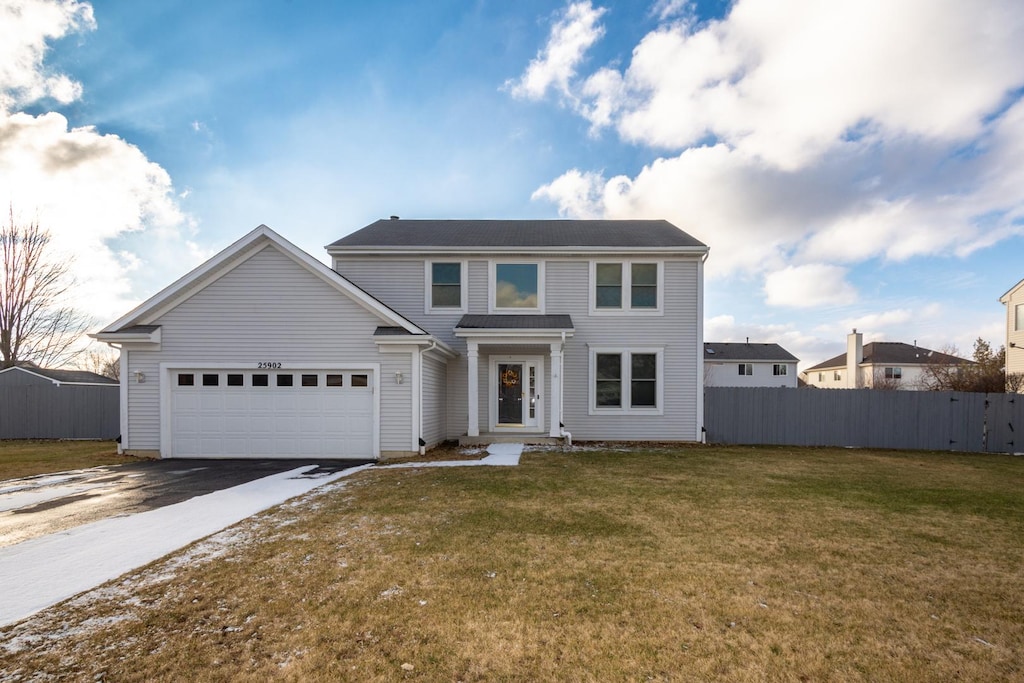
[588,347,664,416]
[488,260,545,314]
[424,260,468,314]
[738,363,753,376]
[773,364,787,376]
[1016,303,1024,331]
[588,260,664,316]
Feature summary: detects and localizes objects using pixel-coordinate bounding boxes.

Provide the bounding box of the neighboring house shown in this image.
[93,220,709,460]
[703,342,799,388]
[1001,278,1024,388]
[0,366,119,439]
[801,330,968,390]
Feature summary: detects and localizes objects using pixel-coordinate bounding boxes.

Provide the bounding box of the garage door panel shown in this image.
[171,369,375,458]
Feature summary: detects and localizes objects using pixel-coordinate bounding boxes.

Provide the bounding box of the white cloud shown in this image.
[763,264,857,308]
[0,0,195,327]
[505,1,607,101]
[0,0,95,110]
[525,0,1024,312]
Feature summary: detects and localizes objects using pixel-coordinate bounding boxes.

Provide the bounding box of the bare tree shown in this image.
[870,368,903,390]
[918,338,1009,393]
[77,344,120,380]
[0,207,92,369]
[1007,372,1024,394]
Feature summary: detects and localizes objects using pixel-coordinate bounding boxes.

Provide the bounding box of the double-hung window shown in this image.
[591,348,663,414]
[426,261,466,312]
[591,261,662,313]
[491,262,543,312]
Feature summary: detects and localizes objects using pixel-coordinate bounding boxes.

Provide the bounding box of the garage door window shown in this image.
[178,373,194,386]
[277,374,293,387]
[227,374,243,386]
[351,374,369,387]
[253,374,269,387]
[202,374,219,386]
[302,374,318,387]
[327,374,344,386]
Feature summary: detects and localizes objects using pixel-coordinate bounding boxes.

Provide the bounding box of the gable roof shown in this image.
[326,219,707,252]
[704,342,798,362]
[805,342,970,372]
[94,225,427,337]
[1000,277,1024,303]
[0,366,117,385]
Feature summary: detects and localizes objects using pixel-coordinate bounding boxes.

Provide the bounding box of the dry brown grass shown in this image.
[1,446,1022,681]
[0,440,135,481]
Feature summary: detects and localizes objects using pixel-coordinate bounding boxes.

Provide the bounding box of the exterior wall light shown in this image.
[134,370,146,383]
[395,370,404,384]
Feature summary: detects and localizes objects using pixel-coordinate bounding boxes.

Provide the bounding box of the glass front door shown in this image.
[495,360,539,428]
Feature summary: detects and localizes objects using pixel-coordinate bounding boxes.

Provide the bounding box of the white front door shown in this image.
[490,357,542,431]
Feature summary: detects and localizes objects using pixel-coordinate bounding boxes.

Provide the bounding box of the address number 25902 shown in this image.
[257,362,282,369]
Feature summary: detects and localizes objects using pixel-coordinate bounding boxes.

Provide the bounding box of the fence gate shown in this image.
[985,393,1022,453]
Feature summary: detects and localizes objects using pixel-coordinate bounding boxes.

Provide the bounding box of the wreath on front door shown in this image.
[501,368,520,387]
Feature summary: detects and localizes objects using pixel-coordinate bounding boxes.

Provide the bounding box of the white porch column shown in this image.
[467,341,479,437]
[549,342,562,437]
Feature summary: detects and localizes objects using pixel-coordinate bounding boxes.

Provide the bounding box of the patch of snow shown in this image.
[0,482,116,513]
[378,442,523,469]
[0,463,372,627]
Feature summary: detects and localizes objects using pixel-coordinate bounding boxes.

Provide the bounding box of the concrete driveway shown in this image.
[0,458,371,548]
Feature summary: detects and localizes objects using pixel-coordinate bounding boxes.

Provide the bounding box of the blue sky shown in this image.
[2,0,1023,368]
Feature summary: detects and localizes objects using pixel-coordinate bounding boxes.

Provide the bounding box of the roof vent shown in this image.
[389,215,400,220]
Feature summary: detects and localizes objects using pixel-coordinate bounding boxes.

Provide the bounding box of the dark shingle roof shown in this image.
[456,314,574,330]
[704,342,798,362]
[373,326,424,336]
[805,342,970,371]
[12,367,118,384]
[328,219,706,250]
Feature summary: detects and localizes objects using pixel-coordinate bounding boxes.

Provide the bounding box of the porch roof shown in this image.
[454,314,574,342]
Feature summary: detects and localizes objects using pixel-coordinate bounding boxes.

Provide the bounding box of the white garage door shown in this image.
[170,369,374,458]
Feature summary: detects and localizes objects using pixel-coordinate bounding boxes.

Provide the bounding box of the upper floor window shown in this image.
[738,363,753,376]
[884,367,902,379]
[834,370,842,381]
[426,261,466,312]
[773,364,787,376]
[1017,303,1024,331]
[491,262,543,312]
[590,261,662,314]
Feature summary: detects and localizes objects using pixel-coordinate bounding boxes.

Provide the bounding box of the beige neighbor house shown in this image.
[92,219,709,460]
[1001,278,1024,388]
[703,342,799,388]
[801,330,969,390]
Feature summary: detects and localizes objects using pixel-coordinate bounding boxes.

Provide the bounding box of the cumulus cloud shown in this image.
[524,0,1024,314]
[0,0,193,326]
[505,1,607,101]
[0,0,95,110]
[763,264,857,308]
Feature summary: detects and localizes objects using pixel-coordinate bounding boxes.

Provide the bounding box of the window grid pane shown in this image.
[630,353,657,408]
[596,263,623,308]
[595,353,622,407]
[631,264,658,309]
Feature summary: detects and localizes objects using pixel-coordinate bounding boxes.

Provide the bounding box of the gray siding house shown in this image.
[94,219,708,459]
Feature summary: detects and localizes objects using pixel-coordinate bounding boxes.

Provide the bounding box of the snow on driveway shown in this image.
[0,464,370,627]
[0,443,524,628]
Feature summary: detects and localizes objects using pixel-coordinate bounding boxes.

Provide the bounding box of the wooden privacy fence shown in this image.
[0,384,119,439]
[704,387,1022,454]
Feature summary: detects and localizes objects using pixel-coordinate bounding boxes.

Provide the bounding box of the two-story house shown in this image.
[703,342,799,388]
[93,219,709,460]
[1001,278,1024,387]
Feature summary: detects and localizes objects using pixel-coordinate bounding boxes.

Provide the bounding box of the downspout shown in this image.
[558,331,571,446]
[418,340,437,455]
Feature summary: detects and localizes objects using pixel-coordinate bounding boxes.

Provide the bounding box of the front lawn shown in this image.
[1,446,1022,681]
[0,440,130,481]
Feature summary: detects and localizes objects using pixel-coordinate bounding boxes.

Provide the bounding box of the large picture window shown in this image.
[590,348,663,414]
[591,261,661,313]
[492,262,542,311]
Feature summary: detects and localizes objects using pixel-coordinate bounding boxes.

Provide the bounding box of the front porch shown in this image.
[454,314,575,440]
[458,432,565,446]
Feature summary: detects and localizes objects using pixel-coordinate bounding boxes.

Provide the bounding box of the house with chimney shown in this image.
[801,330,969,390]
